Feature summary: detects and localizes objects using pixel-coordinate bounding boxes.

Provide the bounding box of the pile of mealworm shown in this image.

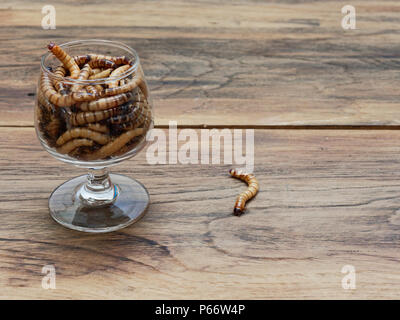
[36,42,152,161]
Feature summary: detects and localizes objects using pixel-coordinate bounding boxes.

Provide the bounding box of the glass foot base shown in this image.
[49,174,149,233]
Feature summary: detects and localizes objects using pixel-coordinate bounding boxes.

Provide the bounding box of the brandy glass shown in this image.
[34,40,153,233]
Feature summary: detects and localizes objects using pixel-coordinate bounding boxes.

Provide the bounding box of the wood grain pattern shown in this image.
[1,127,400,299]
[1,0,400,126]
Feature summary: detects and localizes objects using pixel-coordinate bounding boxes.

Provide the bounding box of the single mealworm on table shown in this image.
[84,128,144,160]
[48,42,80,79]
[56,128,110,146]
[56,138,94,154]
[229,169,259,216]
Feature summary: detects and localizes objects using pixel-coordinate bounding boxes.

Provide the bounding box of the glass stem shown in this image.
[79,168,119,206]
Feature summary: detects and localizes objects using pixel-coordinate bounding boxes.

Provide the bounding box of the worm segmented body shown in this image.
[108,65,131,88]
[94,84,104,92]
[89,69,112,80]
[70,104,131,125]
[40,73,75,107]
[90,68,101,75]
[71,64,92,92]
[229,169,259,216]
[78,92,133,111]
[75,54,128,68]
[37,93,62,141]
[48,42,80,79]
[56,128,110,146]
[52,66,68,95]
[89,58,116,70]
[88,54,131,66]
[73,55,91,66]
[104,76,146,98]
[113,103,151,130]
[86,123,109,133]
[71,90,100,102]
[45,115,61,140]
[84,128,144,160]
[40,72,100,106]
[107,103,143,124]
[56,138,94,154]
[136,65,149,98]
[37,89,54,112]
[86,85,99,95]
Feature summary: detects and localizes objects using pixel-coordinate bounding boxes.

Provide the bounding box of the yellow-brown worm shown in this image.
[40,72,75,107]
[56,128,110,146]
[56,138,94,154]
[48,42,80,79]
[89,58,116,70]
[114,103,151,131]
[94,84,104,92]
[90,68,102,75]
[107,101,145,125]
[229,169,259,216]
[40,72,100,107]
[85,85,99,96]
[52,66,68,95]
[104,75,148,99]
[83,128,144,160]
[70,103,131,126]
[37,90,61,139]
[89,69,112,80]
[107,64,131,88]
[75,54,130,70]
[73,54,91,67]
[77,92,133,111]
[87,54,131,66]
[37,89,54,113]
[70,90,100,102]
[86,123,109,133]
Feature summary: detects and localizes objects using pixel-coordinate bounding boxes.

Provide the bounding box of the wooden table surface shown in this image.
[1,0,400,299]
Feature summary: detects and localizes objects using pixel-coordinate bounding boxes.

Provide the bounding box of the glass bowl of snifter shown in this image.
[35,39,154,233]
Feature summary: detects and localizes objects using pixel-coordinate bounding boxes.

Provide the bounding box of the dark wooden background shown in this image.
[1,0,400,299]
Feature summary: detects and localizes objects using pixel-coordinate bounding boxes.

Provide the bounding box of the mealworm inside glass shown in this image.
[36,41,153,161]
